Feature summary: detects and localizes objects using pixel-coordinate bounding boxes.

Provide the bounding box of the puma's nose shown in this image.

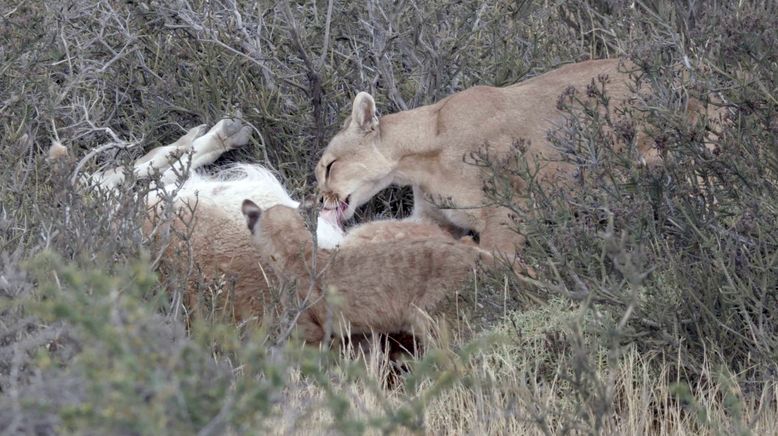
[320,192,339,210]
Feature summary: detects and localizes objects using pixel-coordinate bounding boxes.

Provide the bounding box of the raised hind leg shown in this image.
[160,118,252,185]
[133,124,207,174]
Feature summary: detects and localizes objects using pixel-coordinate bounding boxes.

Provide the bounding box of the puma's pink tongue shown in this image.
[319,208,343,231]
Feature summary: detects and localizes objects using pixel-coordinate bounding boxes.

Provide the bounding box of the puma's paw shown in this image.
[519,261,538,280]
[210,118,252,150]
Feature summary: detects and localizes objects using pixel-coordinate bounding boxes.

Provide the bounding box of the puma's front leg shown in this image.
[479,206,536,277]
[408,307,435,350]
[410,185,444,222]
[479,207,522,255]
[410,186,477,239]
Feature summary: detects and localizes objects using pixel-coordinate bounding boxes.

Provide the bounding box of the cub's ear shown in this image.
[241,199,262,233]
[351,91,378,132]
[300,193,318,210]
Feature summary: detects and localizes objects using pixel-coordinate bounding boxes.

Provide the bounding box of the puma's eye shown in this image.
[325,160,336,179]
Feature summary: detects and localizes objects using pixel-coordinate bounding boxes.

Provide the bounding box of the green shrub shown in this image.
[487,0,778,383]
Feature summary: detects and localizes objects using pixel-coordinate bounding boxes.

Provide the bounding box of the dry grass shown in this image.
[246,302,778,435]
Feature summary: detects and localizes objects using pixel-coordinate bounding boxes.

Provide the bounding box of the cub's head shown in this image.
[316,92,397,228]
[241,200,307,255]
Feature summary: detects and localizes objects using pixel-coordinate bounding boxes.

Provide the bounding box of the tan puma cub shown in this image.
[315,59,653,260]
[241,200,490,345]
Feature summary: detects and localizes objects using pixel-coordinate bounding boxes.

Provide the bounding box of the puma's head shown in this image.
[316,92,397,229]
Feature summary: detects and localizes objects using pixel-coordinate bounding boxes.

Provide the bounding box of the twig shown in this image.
[318,0,334,67]
[69,139,139,186]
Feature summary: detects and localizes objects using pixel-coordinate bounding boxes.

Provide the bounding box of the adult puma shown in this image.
[241,201,490,345]
[316,59,662,261]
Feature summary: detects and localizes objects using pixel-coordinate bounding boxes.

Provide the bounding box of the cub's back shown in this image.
[341,219,459,247]
[323,238,487,300]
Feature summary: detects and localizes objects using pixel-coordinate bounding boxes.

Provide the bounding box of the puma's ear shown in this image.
[351,91,378,132]
[241,199,262,233]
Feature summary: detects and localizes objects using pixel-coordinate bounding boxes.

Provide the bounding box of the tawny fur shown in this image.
[342,217,471,247]
[159,197,475,324]
[145,164,345,323]
[242,203,490,344]
[315,58,720,260]
[149,201,277,322]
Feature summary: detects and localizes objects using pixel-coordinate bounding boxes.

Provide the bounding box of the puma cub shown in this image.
[241,200,489,345]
